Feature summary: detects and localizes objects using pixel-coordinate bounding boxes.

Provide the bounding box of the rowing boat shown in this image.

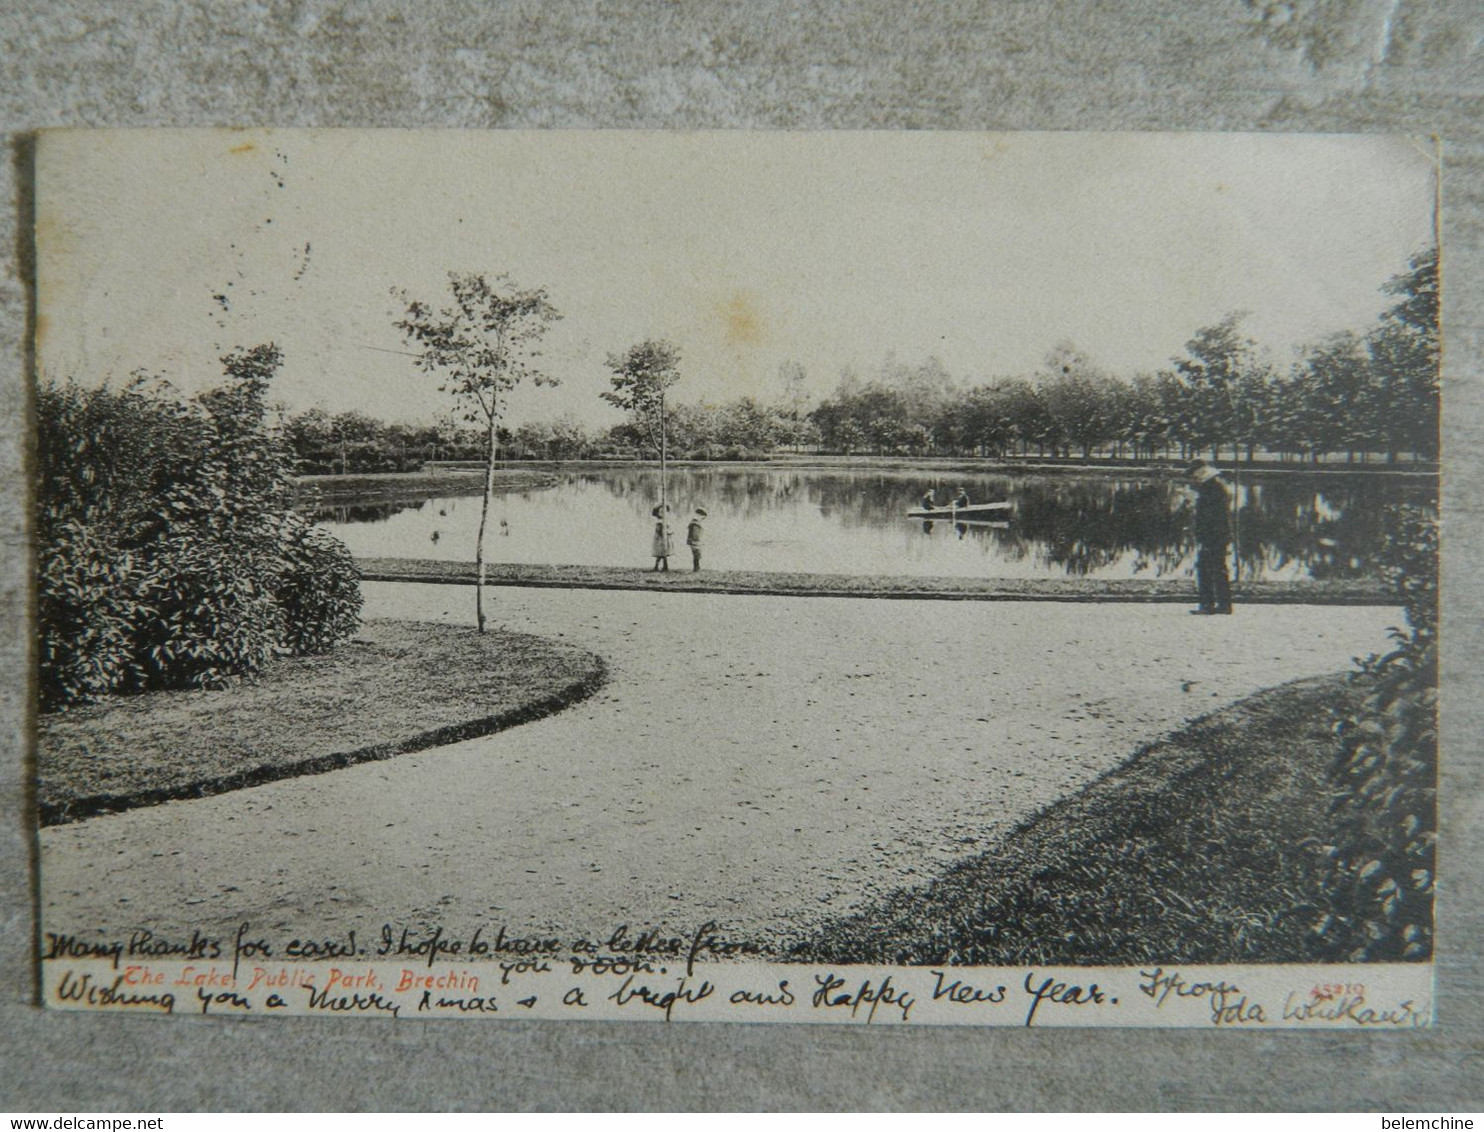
[905,501,1012,519]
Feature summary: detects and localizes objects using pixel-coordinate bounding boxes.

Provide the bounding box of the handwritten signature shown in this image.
[1138,967,1265,1026]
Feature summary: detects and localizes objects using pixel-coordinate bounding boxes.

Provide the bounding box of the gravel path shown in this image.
[41,584,1400,949]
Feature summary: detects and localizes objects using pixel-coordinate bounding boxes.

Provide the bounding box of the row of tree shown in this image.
[283,410,485,474]
[299,247,1435,477]
[282,395,802,474]
[809,249,1437,464]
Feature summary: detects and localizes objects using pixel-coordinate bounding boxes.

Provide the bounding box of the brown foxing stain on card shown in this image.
[980,138,1012,162]
[718,291,764,347]
[229,142,256,155]
[33,208,73,350]
[34,208,64,255]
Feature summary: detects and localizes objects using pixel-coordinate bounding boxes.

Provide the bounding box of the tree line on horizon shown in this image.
[285,247,1437,473]
[778,244,1438,466]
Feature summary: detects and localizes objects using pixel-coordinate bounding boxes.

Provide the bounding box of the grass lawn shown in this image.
[294,468,558,506]
[785,672,1370,966]
[37,620,606,826]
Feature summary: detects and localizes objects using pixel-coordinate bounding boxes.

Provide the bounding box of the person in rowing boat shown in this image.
[952,486,970,509]
[920,488,939,511]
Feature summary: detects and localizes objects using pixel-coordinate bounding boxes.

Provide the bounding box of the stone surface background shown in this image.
[2,0,1481,1112]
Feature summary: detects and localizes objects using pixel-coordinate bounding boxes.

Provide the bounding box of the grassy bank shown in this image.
[293,467,559,506]
[356,558,1390,605]
[37,620,606,825]
[784,672,1372,966]
[451,455,1439,479]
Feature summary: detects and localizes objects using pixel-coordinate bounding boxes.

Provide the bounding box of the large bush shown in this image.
[273,513,363,654]
[37,346,363,711]
[1312,505,1437,960]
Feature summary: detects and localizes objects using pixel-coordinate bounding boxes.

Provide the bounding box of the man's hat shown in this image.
[1185,459,1220,483]
[694,508,707,517]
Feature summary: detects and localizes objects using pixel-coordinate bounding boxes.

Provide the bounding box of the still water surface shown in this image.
[313,467,1434,583]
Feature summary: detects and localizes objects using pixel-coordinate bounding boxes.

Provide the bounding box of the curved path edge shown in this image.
[780,671,1358,965]
[38,658,608,828]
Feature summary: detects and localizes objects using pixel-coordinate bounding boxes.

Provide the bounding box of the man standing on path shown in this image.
[686,508,707,572]
[1187,460,1233,615]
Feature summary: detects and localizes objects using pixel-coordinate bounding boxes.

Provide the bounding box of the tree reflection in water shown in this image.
[626,468,1434,582]
[304,500,424,525]
[316,466,1434,583]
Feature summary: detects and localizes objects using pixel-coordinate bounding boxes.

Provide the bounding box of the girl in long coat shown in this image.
[650,503,673,571]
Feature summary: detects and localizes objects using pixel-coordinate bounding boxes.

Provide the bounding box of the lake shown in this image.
[311,466,1435,584]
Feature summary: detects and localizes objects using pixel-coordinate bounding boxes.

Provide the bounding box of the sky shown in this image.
[37,129,1437,429]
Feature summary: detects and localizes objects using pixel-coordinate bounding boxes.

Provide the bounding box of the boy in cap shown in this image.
[1186,460,1232,614]
[686,508,707,572]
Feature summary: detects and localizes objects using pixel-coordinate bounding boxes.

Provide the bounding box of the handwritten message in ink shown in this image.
[41,922,1433,1028]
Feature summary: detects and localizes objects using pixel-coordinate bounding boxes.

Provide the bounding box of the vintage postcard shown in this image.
[33,130,1438,1027]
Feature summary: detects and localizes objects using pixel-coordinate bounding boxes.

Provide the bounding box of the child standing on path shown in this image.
[651,503,673,572]
[686,508,707,572]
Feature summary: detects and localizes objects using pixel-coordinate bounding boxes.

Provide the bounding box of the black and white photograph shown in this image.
[33,129,1439,1027]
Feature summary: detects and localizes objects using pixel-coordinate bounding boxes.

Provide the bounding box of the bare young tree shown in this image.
[396,272,561,632]
[603,339,682,510]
